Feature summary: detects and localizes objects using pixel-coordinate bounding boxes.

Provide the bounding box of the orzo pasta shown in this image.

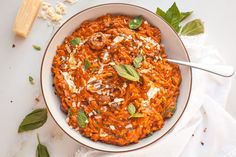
[52,14,181,146]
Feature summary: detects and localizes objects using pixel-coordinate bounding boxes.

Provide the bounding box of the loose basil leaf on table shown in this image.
[36,134,50,157]
[18,108,48,133]
[113,64,140,82]
[77,109,89,128]
[133,55,144,68]
[129,16,143,30]
[32,45,41,51]
[181,19,204,36]
[128,103,136,115]
[29,76,34,85]
[180,11,193,22]
[156,2,195,33]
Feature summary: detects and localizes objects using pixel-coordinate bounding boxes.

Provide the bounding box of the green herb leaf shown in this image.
[156,8,166,19]
[36,134,50,157]
[156,3,194,33]
[33,45,41,51]
[70,37,81,46]
[129,16,143,30]
[84,58,91,70]
[129,113,144,118]
[133,55,144,68]
[165,2,181,32]
[29,76,34,85]
[18,108,47,133]
[181,19,204,36]
[77,109,88,128]
[180,11,193,22]
[113,64,140,81]
[127,103,136,115]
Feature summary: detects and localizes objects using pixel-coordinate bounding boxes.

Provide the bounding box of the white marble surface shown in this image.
[0,0,235,156]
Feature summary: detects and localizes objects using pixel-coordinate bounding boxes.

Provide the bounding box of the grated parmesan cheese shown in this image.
[109,125,116,130]
[113,36,124,43]
[61,71,79,93]
[147,87,160,100]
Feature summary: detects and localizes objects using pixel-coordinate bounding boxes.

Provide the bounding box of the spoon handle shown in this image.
[167,59,235,77]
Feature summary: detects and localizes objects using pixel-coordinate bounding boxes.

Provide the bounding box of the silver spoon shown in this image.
[167,59,235,77]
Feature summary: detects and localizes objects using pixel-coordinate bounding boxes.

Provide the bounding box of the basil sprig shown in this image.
[129,16,143,30]
[36,134,50,157]
[156,2,204,36]
[18,108,47,133]
[133,55,144,68]
[113,64,140,82]
[128,103,144,119]
[77,109,89,128]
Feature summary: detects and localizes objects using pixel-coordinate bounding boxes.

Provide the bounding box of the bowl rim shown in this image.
[40,3,192,153]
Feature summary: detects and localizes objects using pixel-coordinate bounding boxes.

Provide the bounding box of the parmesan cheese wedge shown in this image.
[13,0,42,38]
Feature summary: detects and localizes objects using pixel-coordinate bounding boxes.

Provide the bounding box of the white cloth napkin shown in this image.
[74,34,236,157]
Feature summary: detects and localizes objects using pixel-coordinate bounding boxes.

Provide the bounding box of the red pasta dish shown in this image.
[52,14,181,146]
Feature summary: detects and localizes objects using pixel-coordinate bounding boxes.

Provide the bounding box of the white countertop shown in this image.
[0,0,235,156]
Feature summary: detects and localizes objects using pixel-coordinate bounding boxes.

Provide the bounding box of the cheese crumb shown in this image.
[147,87,160,100]
[109,125,116,130]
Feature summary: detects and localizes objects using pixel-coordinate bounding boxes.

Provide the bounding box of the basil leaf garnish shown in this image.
[84,58,91,70]
[129,113,144,118]
[113,64,140,82]
[133,55,144,68]
[181,19,204,36]
[127,103,136,115]
[36,134,50,157]
[77,109,89,128]
[70,37,81,46]
[129,16,143,30]
[18,108,47,133]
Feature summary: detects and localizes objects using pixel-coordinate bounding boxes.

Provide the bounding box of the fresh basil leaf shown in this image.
[129,113,144,118]
[181,19,204,36]
[36,134,50,157]
[33,45,41,51]
[180,11,193,22]
[129,16,143,30]
[84,58,91,70]
[127,103,136,115]
[29,76,34,85]
[133,55,144,68]
[156,3,192,33]
[156,8,166,19]
[166,2,182,32]
[113,64,140,81]
[18,108,47,133]
[70,37,81,46]
[77,109,88,128]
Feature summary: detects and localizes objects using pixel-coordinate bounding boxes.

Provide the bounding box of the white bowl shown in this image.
[41,3,192,152]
